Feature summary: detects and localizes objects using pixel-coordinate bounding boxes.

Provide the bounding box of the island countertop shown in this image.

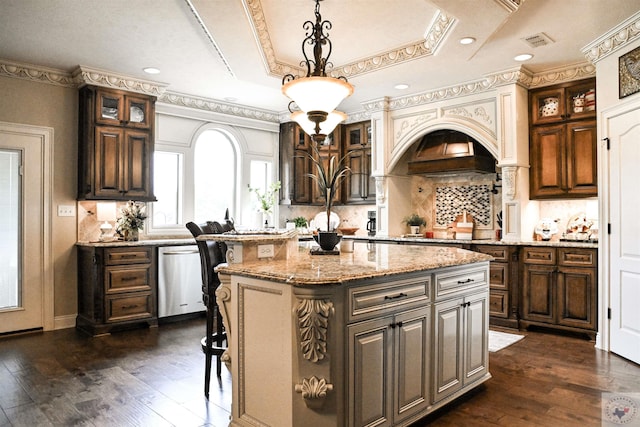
[216,242,492,286]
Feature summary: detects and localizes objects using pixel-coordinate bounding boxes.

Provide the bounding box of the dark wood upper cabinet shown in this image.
[79,85,156,201]
[529,78,597,199]
[343,121,375,204]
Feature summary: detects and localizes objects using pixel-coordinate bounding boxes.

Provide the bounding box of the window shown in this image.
[148,128,240,235]
[194,131,236,223]
[152,151,182,227]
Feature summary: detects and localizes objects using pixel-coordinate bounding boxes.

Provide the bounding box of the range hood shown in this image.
[407,130,496,175]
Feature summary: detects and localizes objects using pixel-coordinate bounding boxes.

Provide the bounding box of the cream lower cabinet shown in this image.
[348,306,431,427]
[432,290,489,403]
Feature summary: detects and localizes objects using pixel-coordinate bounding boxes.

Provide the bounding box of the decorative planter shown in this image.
[314,232,341,251]
[123,229,139,241]
[410,225,421,235]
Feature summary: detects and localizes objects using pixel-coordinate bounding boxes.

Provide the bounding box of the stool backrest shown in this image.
[186,222,225,294]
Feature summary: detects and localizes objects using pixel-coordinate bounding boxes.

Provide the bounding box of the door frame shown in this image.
[0,121,54,331]
[598,97,640,352]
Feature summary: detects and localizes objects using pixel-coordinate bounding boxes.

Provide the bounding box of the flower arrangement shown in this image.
[250,181,281,214]
[116,201,147,240]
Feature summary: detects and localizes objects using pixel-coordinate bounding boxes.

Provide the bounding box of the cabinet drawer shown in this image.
[558,248,596,267]
[474,245,509,261]
[348,276,430,321]
[106,292,153,322]
[106,265,151,293]
[104,247,152,265]
[522,247,556,265]
[434,265,488,300]
[489,290,509,318]
[488,263,508,290]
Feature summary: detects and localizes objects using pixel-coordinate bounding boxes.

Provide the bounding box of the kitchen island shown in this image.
[208,238,492,427]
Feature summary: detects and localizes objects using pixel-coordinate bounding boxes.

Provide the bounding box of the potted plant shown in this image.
[403,213,426,235]
[302,144,352,251]
[292,216,309,233]
[116,201,147,241]
[250,181,281,228]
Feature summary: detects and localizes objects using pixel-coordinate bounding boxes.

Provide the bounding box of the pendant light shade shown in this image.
[291,110,347,140]
[282,76,353,116]
[282,0,353,140]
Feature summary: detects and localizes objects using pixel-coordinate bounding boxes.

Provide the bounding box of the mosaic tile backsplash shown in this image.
[435,184,491,227]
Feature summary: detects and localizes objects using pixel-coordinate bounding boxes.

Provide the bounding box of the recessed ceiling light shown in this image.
[143,67,160,74]
[514,53,533,62]
[459,37,476,45]
[394,83,409,90]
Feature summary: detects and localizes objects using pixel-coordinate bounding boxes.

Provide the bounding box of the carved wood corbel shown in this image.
[295,298,334,363]
[294,376,333,409]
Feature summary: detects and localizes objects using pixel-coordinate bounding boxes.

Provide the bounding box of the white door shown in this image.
[607,106,640,364]
[0,124,49,333]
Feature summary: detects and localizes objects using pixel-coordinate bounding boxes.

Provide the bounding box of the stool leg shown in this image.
[204,305,214,399]
[215,306,224,377]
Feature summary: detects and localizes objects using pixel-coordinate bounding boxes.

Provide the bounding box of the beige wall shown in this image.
[0,76,78,321]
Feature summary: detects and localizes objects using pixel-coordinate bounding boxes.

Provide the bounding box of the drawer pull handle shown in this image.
[122,304,139,309]
[119,255,138,259]
[384,292,407,301]
[457,278,475,284]
[121,276,137,281]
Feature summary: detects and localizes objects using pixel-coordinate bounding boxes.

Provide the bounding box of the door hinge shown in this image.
[603,137,610,150]
[608,223,612,234]
[608,308,612,320]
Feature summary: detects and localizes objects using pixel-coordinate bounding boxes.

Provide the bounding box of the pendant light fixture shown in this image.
[282,0,354,142]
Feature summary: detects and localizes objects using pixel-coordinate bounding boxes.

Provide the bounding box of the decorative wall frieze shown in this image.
[583,11,640,64]
[0,59,76,87]
[159,91,280,123]
[375,176,386,204]
[72,66,169,96]
[394,110,438,142]
[442,99,497,138]
[296,298,334,363]
[501,166,517,201]
[294,376,333,409]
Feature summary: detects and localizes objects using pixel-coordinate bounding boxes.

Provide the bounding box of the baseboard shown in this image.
[54,314,77,330]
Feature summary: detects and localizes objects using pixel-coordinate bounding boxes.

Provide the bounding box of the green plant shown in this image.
[302,144,353,232]
[250,181,281,214]
[292,216,308,228]
[403,213,426,227]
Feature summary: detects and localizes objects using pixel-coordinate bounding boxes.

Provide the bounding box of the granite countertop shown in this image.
[76,238,195,247]
[348,235,598,249]
[197,228,297,243]
[216,242,492,286]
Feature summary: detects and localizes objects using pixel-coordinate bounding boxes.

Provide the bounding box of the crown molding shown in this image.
[159,91,280,123]
[494,0,524,13]
[583,11,640,64]
[72,66,169,97]
[0,59,76,87]
[528,62,595,88]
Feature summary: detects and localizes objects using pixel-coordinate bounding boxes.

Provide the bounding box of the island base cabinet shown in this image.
[432,290,489,403]
[348,306,431,427]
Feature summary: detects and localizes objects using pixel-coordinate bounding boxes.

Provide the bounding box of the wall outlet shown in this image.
[257,244,275,259]
[57,205,75,217]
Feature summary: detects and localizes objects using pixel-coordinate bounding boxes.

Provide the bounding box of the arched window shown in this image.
[150,128,239,234]
[193,130,237,222]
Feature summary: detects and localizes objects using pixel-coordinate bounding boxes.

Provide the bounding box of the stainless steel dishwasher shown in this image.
[157,245,204,318]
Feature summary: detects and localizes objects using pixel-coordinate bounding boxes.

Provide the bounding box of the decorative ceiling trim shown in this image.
[493,0,524,13]
[242,0,455,79]
[582,11,640,64]
[363,63,594,113]
[159,91,280,123]
[72,66,169,97]
[0,59,76,87]
[528,62,595,88]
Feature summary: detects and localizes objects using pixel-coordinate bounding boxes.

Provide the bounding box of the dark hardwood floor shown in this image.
[1,319,638,426]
